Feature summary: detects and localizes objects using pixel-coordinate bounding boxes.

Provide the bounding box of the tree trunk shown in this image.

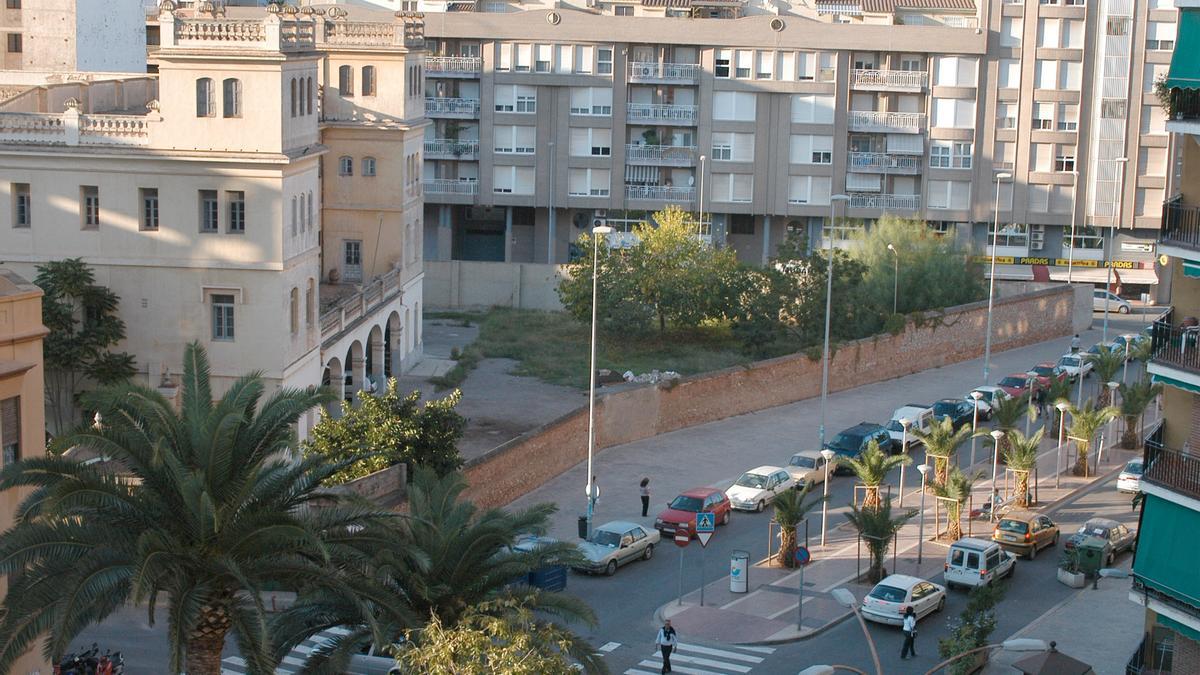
[869,544,886,582]
[1121,415,1139,449]
[185,604,233,675]
[657,306,666,335]
[779,527,797,568]
[1073,442,1090,476]
[945,504,962,541]
[862,485,881,511]
[935,458,948,488]
[1015,473,1030,508]
[1098,390,1111,408]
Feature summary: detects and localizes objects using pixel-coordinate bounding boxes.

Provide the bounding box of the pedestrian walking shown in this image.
[640,477,651,517]
[900,607,918,659]
[1071,334,1081,354]
[1035,385,1048,418]
[656,619,678,673]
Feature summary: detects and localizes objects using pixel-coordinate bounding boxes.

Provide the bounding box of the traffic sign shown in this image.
[793,545,812,566]
[696,512,715,532]
[674,531,690,548]
[697,531,713,547]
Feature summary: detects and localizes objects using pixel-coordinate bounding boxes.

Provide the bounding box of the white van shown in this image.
[886,405,934,450]
[943,538,1016,590]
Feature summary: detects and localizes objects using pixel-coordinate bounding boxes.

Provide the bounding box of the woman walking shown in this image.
[900,607,918,659]
[640,477,651,517]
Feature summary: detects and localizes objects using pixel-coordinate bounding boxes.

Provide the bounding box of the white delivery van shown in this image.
[943,537,1016,590]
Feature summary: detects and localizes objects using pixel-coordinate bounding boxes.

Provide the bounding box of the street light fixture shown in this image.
[819,194,852,456]
[820,447,836,547]
[887,243,899,315]
[969,391,984,467]
[584,224,613,538]
[898,417,911,507]
[1024,372,1038,436]
[1122,335,1135,384]
[1056,401,1070,489]
[916,463,931,563]
[989,429,1004,519]
[697,155,707,237]
[984,172,1013,384]
[831,588,882,675]
[1104,157,1130,343]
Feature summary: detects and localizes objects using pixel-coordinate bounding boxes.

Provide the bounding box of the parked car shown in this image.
[1056,353,1093,382]
[886,405,934,450]
[511,535,568,591]
[997,373,1035,398]
[943,538,1016,590]
[785,450,830,491]
[726,466,795,512]
[1065,518,1137,565]
[932,398,975,430]
[861,574,946,625]
[1028,362,1069,389]
[1117,459,1144,493]
[1111,333,1149,360]
[992,511,1059,559]
[655,488,732,537]
[826,422,897,471]
[967,386,1011,420]
[573,521,661,576]
[1093,289,1132,314]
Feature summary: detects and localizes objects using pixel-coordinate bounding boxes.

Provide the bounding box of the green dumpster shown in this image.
[1076,535,1107,577]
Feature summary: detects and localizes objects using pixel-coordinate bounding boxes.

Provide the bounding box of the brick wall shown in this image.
[460,285,1079,509]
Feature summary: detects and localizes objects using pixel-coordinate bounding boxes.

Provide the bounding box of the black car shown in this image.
[825,422,897,473]
[932,398,975,430]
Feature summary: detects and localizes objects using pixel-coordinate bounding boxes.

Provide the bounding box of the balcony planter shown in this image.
[1057,567,1086,588]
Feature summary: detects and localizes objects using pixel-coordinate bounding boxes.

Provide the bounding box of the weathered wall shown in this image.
[330,462,408,509]
[424,260,567,311]
[461,285,1079,508]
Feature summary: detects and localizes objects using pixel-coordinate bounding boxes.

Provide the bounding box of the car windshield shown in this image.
[1059,357,1079,367]
[1078,524,1111,537]
[1124,461,1144,475]
[789,456,816,469]
[868,585,907,603]
[997,519,1029,534]
[669,496,703,512]
[1032,366,1055,376]
[886,420,904,432]
[830,433,862,450]
[932,402,959,416]
[735,473,768,489]
[589,530,622,547]
[998,376,1026,388]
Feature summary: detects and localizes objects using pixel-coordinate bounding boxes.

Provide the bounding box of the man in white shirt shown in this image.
[655,619,678,673]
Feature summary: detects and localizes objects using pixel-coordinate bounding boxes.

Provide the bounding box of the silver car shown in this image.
[573,521,661,576]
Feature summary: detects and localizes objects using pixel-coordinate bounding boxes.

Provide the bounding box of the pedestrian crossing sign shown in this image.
[696,512,715,533]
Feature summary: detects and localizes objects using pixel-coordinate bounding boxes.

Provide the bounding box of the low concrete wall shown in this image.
[329,462,407,508]
[461,285,1079,509]
[424,261,567,311]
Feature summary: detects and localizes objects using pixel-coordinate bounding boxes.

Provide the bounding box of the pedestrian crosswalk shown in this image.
[625,641,776,675]
[221,626,394,675]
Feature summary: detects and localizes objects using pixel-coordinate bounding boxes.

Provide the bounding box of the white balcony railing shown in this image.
[424,97,481,118]
[898,14,979,28]
[424,138,480,159]
[626,103,698,125]
[0,110,152,147]
[319,267,404,346]
[625,185,696,202]
[847,110,925,133]
[426,56,483,76]
[628,62,701,83]
[851,69,928,91]
[624,144,697,166]
[850,192,921,210]
[848,152,923,174]
[425,179,479,195]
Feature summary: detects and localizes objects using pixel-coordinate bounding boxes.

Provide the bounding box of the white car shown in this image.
[967,386,1011,421]
[885,405,934,450]
[1093,289,1132,314]
[785,451,830,491]
[1117,459,1144,493]
[944,538,1016,590]
[861,574,946,626]
[1056,353,1093,382]
[725,466,795,512]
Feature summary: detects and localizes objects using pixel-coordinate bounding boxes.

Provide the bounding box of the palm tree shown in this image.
[772,485,825,568]
[988,394,1028,464]
[930,467,984,541]
[842,439,912,511]
[1129,336,1152,365]
[1085,345,1124,406]
[912,417,972,486]
[1045,377,1073,429]
[1117,378,1162,449]
[0,343,391,675]
[1063,399,1119,476]
[1001,428,1044,508]
[844,498,913,583]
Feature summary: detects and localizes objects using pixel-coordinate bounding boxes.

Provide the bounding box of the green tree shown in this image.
[772,485,825,568]
[33,258,136,433]
[303,379,466,484]
[395,597,607,674]
[913,417,972,486]
[1117,378,1162,449]
[1129,337,1153,364]
[1085,346,1124,406]
[938,582,1007,675]
[766,231,871,348]
[931,467,983,541]
[845,498,913,583]
[842,440,911,511]
[556,230,654,335]
[1001,428,1044,508]
[986,394,1029,463]
[1063,399,1119,475]
[0,343,389,675]
[1045,377,1073,429]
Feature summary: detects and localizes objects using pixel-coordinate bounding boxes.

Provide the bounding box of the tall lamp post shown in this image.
[1056,401,1070,489]
[898,417,911,507]
[1122,335,1134,383]
[984,172,1014,384]
[887,243,899,315]
[989,429,1004,520]
[969,391,984,467]
[820,448,836,547]
[584,224,613,538]
[819,194,852,453]
[916,463,930,563]
[831,588,882,675]
[697,154,707,236]
[1103,157,1129,343]
[1066,169,1080,283]
[547,141,556,263]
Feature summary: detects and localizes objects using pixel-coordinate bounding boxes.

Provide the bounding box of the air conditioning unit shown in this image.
[1030,225,1045,251]
[639,65,654,77]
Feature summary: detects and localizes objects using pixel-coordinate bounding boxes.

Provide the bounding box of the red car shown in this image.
[654,488,732,538]
[997,373,1034,398]
[1028,362,1068,389]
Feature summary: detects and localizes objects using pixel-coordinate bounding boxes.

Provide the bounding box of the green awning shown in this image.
[1166,9,1200,90]
[1158,614,1200,644]
[1133,494,1200,610]
[1184,260,1200,279]
[1152,373,1200,394]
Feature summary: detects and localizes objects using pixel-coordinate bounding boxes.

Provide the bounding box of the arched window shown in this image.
[338,65,353,96]
[195,77,214,117]
[222,78,242,118]
[362,157,377,177]
[306,76,314,115]
[306,278,315,326]
[299,193,306,231]
[290,78,298,117]
[361,65,376,96]
[307,191,314,229]
[291,196,297,236]
[290,287,300,334]
[339,156,353,176]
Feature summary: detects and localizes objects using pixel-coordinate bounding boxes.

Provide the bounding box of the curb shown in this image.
[653,600,857,646]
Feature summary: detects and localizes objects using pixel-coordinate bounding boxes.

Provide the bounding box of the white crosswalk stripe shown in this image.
[624,641,775,675]
[221,626,366,675]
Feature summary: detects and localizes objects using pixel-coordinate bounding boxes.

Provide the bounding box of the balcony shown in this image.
[319,268,404,348]
[1165,87,1200,136]
[847,152,922,175]
[847,111,925,134]
[1143,433,1200,502]
[1160,197,1200,255]
[425,179,479,196]
[1149,312,1200,378]
[424,97,480,119]
[425,56,482,78]
[897,14,979,28]
[625,185,696,202]
[628,62,701,84]
[850,193,921,210]
[626,103,698,126]
[625,144,697,167]
[424,139,479,160]
[851,69,928,92]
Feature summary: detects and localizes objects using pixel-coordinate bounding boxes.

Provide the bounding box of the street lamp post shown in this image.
[916,463,930,563]
[989,429,1004,520]
[1066,169,1079,283]
[1056,401,1070,489]
[1077,355,1086,406]
[984,172,1013,384]
[548,141,556,263]
[1105,381,1120,470]
[819,195,852,453]
[584,224,613,538]
[898,417,911,507]
[887,243,899,315]
[1103,157,1130,343]
[697,155,707,236]
[831,588,882,675]
[1122,336,1133,384]
[970,391,984,467]
[1025,373,1037,436]
[820,448,836,547]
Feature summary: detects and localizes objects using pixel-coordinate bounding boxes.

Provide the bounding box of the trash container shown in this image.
[1076,536,1107,577]
[730,550,749,593]
[578,516,589,540]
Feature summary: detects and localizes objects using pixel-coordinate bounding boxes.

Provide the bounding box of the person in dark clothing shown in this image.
[656,619,678,673]
[900,606,918,659]
[640,477,651,517]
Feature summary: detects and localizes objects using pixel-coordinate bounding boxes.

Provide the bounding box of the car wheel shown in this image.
[1007,563,1015,579]
[1119,305,1130,314]
[1028,543,1037,560]
[756,500,765,513]
[643,544,654,561]
[722,510,731,526]
[1107,552,1114,566]
[1053,532,1059,545]
[605,560,618,576]
[936,597,945,613]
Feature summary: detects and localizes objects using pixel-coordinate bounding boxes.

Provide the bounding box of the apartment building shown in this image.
[0,269,51,675]
[1,0,145,73]
[0,5,428,434]
[359,0,1171,295]
[1131,3,1200,671]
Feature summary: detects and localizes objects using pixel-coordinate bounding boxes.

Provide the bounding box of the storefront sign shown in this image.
[973,255,1146,269]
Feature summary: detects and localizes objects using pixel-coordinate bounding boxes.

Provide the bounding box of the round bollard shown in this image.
[730,549,749,593]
